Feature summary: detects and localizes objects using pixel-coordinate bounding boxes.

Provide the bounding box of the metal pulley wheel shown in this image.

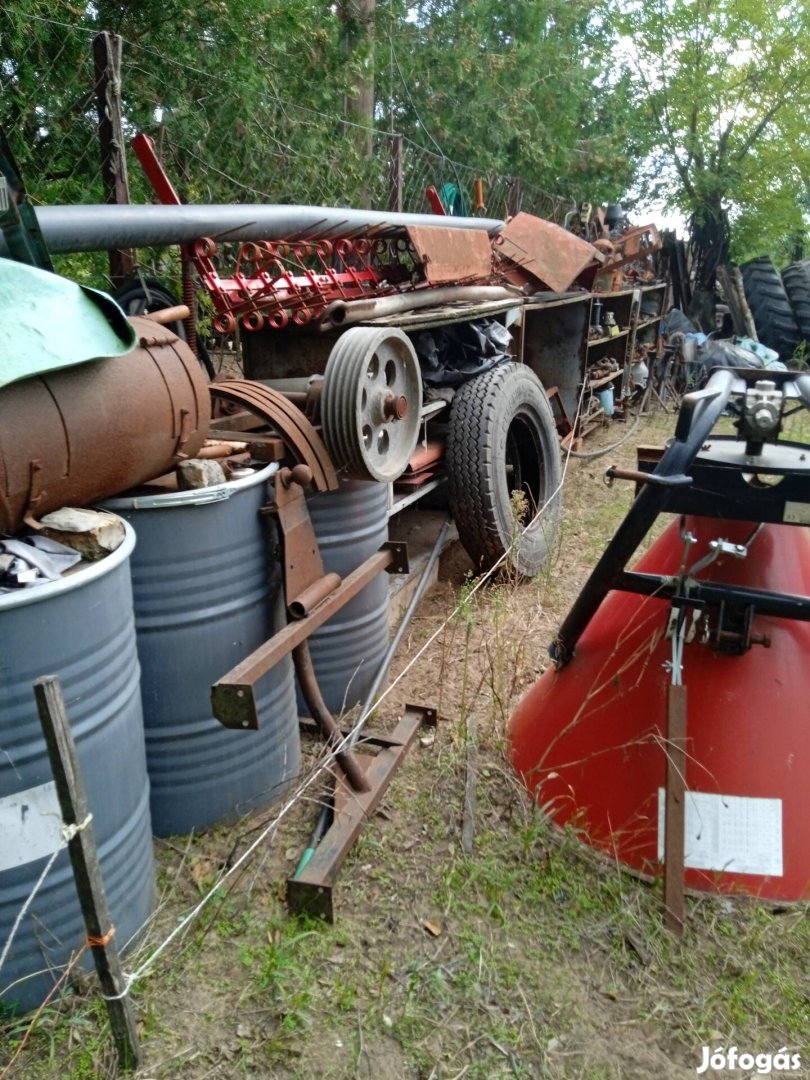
[321,327,422,482]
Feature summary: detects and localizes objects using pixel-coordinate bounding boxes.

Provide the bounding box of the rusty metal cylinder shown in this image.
[0,316,210,534]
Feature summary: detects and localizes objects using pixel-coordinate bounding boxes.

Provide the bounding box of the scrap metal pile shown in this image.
[129,132,662,336]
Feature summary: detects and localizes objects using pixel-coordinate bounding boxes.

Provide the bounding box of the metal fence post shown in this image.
[93,31,134,285]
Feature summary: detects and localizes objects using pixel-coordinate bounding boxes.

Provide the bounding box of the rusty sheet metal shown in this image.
[496,212,602,293]
[404,439,445,474]
[0,316,209,534]
[209,380,338,492]
[273,464,330,614]
[406,225,493,285]
[602,223,662,271]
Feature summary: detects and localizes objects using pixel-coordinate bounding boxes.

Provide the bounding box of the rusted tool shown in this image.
[209,380,338,492]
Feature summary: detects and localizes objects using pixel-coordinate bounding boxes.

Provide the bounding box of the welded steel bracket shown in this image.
[286,704,435,922]
[272,464,326,613]
[212,541,408,730]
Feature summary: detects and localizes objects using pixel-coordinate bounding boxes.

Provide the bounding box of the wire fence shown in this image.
[0,12,575,227]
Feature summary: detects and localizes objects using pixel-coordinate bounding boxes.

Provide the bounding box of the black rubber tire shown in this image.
[740,256,801,362]
[112,278,215,379]
[446,361,562,578]
[781,261,810,345]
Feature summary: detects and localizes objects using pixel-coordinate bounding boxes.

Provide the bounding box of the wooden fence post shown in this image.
[93,31,134,285]
[506,176,522,219]
[33,675,142,1072]
[388,134,403,213]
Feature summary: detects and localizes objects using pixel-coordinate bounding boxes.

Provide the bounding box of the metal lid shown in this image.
[101,461,279,510]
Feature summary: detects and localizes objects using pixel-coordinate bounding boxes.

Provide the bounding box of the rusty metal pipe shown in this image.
[0,205,505,257]
[293,641,371,793]
[143,304,190,325]
[319,285,522,330]
[288,572,342,620]
[212,547,395,729]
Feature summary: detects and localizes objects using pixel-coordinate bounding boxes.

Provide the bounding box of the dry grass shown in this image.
[2,405,808,1080]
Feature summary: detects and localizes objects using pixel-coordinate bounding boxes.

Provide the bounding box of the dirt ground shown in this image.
[2,407,808,1080]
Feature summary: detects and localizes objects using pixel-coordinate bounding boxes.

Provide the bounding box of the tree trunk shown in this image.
[341,0,376,208]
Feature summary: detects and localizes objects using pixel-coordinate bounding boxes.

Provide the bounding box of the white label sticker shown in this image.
[783,501,810,525]
[0,781,64,872]
[658,789,783,877]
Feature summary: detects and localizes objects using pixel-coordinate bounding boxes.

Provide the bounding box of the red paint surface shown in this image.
[509,517,810,901]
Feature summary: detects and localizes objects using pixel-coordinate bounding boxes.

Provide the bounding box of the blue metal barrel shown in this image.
[105,463,300,836]
[0,521,155,1014]
[303,479,391,715]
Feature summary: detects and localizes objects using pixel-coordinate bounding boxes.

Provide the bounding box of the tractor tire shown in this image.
[781,260,810,346]
[112,278,214,379]
[740,256,800,363]
[446,361,562,578]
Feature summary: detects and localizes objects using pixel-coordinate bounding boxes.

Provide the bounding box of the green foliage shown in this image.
[616,0,810,262]
[384,0,642,202]
[0,0,647,220]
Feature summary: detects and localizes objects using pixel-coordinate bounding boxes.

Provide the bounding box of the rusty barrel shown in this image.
[0,317,209,534]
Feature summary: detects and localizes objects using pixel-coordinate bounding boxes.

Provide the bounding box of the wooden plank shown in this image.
[33,676,141,1071]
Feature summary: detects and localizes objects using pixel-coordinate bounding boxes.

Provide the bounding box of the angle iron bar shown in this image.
[212,547,397,730]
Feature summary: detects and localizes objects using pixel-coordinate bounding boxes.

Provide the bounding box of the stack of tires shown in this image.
[740,256,810,365]
[780,261,810,357]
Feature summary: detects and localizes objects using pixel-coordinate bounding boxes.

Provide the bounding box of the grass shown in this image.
[2,402,808,1079]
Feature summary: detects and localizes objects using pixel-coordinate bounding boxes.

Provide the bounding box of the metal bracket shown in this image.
[286,704,433,922]
[272,465,327,612]
[212,546,397,729]
[382,540,409,575]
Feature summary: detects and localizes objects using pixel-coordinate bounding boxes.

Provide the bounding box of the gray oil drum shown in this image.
[0,521,155,1015]
[105,462,300,836]
[303,479,390,715]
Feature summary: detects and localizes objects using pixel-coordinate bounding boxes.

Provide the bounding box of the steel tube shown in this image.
[319,286,522,329]
[211,547,394,728]
[552,368,738,666]
[348,515,452,748]
[288,572,343,620]
[0,204,505,257]
[292,642,371,793]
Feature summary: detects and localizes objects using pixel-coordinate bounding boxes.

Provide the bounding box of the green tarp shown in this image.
[0,258,135,388]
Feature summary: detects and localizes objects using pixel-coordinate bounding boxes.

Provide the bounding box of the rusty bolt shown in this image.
[383,394,409,421]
